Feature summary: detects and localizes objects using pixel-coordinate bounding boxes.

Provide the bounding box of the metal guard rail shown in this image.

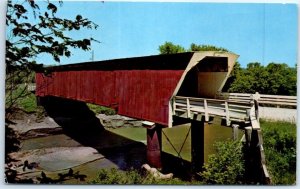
[217,92,297,107]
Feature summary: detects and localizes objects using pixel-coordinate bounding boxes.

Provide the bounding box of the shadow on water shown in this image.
[40,96,147,171]
[39,96,196,181]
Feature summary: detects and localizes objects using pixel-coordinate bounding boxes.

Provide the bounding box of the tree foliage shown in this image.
[189,43,229,52]
[158,41,228,54]
[158,41,186,54]
[6,0,98,115]
[227,63,297,95]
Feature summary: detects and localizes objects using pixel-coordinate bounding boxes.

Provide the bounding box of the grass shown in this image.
[90,168,202,185]
[86,103,116,115]
[17,92,38,113]
[260,120,296,185]
[6,84,40,113]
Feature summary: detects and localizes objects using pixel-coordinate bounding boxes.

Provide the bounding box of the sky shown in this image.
[12,1,300,67]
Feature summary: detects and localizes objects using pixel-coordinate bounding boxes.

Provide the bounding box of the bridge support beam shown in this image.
[191,119,204,173]
[146,125,162,168]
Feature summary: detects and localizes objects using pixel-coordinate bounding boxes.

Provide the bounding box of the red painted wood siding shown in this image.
[36,70,183,126]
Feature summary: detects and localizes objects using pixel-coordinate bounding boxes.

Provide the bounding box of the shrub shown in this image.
[90,168,142,184]
[199,140,245,184]
[261,120,296,185]
[90,168,200,185]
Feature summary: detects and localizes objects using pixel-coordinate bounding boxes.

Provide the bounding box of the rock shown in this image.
[96,114,143,129]
[111,120,124,128]
[141,164,173,179]
[131,121,143,127]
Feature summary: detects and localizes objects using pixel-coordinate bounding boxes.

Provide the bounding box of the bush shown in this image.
[261,120,296,185]
[199,140,245,184]
[90,168,200,185]
[90,168,142,184]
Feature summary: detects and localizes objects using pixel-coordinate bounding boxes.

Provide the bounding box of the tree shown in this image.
[189,43,229,52]
[227,62,297,95]
[230,62,269,94]
[158,41,186,54]
[158,42,229,54]
[5,0,98,116]
[265,63,296,95]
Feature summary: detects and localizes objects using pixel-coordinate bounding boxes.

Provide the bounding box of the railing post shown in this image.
[225,101,230,126]
[172,97,176,115]
[187,98,191,118]
[204,99,209,122]
[232,124,239,140]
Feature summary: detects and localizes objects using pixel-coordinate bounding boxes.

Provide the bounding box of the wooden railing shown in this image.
[172,96,259,128]
[217,92,297,108]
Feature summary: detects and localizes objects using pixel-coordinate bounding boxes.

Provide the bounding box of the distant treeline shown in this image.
[159,42,297,96]
[223,62,296,96]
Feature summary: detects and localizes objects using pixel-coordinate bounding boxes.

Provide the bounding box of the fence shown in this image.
[217,92,297,108]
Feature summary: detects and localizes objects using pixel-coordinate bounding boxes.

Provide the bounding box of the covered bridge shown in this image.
[35,51,270,183]
[36,51,238,127]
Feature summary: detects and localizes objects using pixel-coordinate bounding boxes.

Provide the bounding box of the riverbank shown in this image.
[5,112,147,184]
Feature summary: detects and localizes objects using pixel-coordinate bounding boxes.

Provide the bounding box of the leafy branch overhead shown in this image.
[5,0,99,114]
[6,0,99,68]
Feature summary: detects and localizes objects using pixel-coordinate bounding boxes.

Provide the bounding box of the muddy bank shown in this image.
[10,113,144,140]
[5,113,147,184]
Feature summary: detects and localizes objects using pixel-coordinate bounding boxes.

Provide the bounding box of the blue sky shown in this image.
[33,1,297,67]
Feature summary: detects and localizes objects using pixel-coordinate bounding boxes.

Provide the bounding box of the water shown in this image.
[162,118,238,163]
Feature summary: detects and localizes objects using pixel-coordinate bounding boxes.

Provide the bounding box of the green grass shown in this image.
[90,168,202,185]
[18,92,38,113]
[6,84,39,113]
[260,120,296,185]
[87,103,116,115]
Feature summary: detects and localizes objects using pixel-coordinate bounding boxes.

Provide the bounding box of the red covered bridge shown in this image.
[36,51,238,127]
[35,51,270,182]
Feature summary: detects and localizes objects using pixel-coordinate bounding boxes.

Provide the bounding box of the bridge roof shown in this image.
[38,52,195,72]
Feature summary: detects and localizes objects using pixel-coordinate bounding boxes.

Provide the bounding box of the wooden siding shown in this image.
[36,70,183,126]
